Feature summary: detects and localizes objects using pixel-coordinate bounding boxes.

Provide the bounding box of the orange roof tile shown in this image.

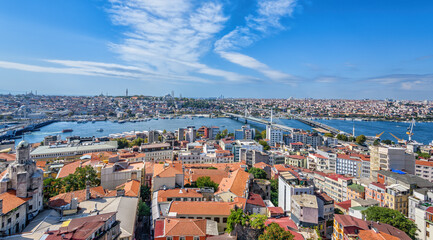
[0,153,15,161]
[56,160,90,179]
[217,169,251,197]
[154,163,183,178]
[0,190,29,214]
[48,186,107,208]
[116,179,141,197]
[358,230,399,240]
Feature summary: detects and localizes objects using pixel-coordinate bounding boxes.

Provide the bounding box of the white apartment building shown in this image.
[266,124,283,146]
[336,154,361,177]
[415,160,433,182]
[316,148,337,172]
[278,171,314,212]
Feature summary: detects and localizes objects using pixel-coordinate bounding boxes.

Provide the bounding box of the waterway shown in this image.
[17,117,433,145]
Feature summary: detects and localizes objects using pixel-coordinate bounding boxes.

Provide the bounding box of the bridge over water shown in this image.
[223,112,344,135]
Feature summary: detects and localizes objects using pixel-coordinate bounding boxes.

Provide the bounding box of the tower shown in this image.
[352,121,355,137]
[126,88,128,97]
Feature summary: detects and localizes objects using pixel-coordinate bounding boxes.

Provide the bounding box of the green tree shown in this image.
[259,140,270,151]
[140,185,151,202]
[138,200,151,217]
[130,137,144,147]
[261,130,266,139]
[249,167,267,179]
[116,138,129,149]
[196,176,219,191]
[417,151,431,159]
[324,133,334,138]
[334,208,344,215]
[373,139,380,146]
[258,223,294,240]
[362,206,418,239]
[355,134,367,145]
[226,209,249,233]
[269,178,278,206]
[250,214,268,229]
[163,129,167,134]
[336,134,348,141]
[381,139,393,145]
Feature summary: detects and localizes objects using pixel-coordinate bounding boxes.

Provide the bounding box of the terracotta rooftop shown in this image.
[154,163,183,178]
[56,160,90,179]
[48,186,107,208]
[0,190,29,214]
[116,179,141,197]
[247,193,266,207]
[217,169,251,197]
[155,218,208,237]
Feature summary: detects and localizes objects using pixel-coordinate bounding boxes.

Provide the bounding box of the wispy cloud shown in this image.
[0,0,298,85]
[214,0,298,83]
[369,74,433,90]
[315,76,340,83]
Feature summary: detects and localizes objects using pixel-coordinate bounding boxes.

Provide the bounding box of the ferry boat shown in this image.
[96,128,104,132]
[62,129,73,133]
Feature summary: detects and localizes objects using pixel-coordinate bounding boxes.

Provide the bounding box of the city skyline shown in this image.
[0,0,433,99]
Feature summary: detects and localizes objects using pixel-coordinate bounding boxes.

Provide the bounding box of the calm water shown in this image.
[18,117,433,145]
[316,119,433,144]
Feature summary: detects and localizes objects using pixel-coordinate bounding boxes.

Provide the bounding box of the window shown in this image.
[214,217,220,223]
[167,237,173,240]
[16,213,19,219]
[180,237,185,240]
[223,218,228,223]
[194,237,200,240]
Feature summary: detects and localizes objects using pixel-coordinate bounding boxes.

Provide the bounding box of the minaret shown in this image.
[270,109,273,124]
[126,88,128,97]
[352,121,355,137]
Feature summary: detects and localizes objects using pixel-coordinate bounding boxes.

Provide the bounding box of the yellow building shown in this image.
[384,184,410,216]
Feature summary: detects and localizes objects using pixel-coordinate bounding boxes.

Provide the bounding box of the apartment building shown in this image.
[365,182,387,207]
[316,147,337,172]
[278,171,314,212]
[414,204,433,240]
[286,155,307,168]
[332,214,410,240]
[346,184,365,200]
[101,161,145,190]
[336,154,362,177]
[152,163,184,192]
[415,160,433,182]
[140,143,173,162]
[266,125,283,146]
[291,194,319,227]
[314,172,353,202]
[384,184,410,216]
[369,145,415,179]
[308,153,329,171]
[239,149,269,166]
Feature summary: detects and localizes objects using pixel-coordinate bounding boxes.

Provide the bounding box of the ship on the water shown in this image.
[62,129,73,133]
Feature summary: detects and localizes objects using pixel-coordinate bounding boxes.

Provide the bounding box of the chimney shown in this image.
[85,183,91,200]
[116,189,125,197]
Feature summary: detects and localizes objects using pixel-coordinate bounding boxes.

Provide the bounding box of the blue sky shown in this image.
[0,0,432,99]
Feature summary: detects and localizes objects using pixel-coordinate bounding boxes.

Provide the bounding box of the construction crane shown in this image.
[390,133,406,144]
[375,131,385,139]
[406,118,415,142]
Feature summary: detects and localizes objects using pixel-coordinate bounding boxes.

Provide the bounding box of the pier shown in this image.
[0,119,57,140]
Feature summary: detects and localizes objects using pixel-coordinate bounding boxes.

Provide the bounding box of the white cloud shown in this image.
[218,51,298,84]
[369,74,433,90]
[214,0,298,83]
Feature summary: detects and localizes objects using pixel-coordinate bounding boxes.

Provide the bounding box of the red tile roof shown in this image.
[116,179,140,197]
[335,200,352,211]
[48,186,107,208]
[0,190,29,214]
[247,193,266,207]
